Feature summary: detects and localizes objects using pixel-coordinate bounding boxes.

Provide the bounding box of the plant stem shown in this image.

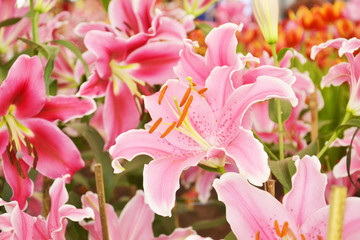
[29,0,39,44]
[276,98,284,160]
[270,43,284,160]
[94,164,109,240]
[317,111,352,159]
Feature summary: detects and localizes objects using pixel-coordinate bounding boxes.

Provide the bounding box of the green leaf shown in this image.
[68,122,116,201]
[224,231,237,240]
[197,22,213,36]
[296,140,318,158]
[269,159,294,192]
[43,45,60,95]
[277,47,294,62]
[268,98,292,124]
[0,17,22,28]
[100,0,110,12]
[192,216,227,231]
[52,39,90,77]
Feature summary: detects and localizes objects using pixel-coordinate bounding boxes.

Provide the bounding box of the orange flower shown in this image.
[289,5,325,30]
[319,1,345,23]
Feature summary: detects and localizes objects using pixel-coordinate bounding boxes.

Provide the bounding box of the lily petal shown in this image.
[33,95,96,122]
[283,155,327,227]
[118,190,154,240]
[321,62,351,88]
[310,38,346,60]
[224,128,270,186]
[205,23,241,69]
[213,172,299,240]
[84,30,127,79]
[143,151,207,216]
[0,55,45,119]
[108,0,139,35]
[126,41,184,84]
[2,152,33,210]
[174,40,209,85]
[103,81,140,150]
[22,119,84,180]
[217,76,298,145]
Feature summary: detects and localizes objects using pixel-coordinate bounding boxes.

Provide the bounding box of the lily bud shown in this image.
[252,0,279,44]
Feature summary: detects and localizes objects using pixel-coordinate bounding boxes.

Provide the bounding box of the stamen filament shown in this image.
[180,87,191,107]
[158,85,168,105]
[161,122,176,138]
[149,118,162,134]
[176,95,193,128]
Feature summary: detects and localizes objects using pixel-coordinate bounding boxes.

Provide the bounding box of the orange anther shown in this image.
[317,236,323,240]
[191,82,197,86]
[274,220,281,236]
[176,95,193,128]
[161,122,176,138]
[281,221,289,237]
[301,234,306,240]
[197,88,208,95]
[158,85,168,105]
[180,87,191,107]
[255,231,260,240]
[149,118,162,134]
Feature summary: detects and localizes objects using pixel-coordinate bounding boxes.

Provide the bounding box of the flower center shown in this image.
[148,81,211,151]
[110,61,144,98]
[0,105,38,176]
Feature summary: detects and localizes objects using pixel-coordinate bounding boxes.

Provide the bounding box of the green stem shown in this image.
[253,131,280,161]
[276,98,284,160]
[317,111,352,159]
[30,0,40,43]
[270,43,279,67]
[270,43,284,160]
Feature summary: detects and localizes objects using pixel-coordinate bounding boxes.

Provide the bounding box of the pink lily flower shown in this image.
[33,175,94,240]
[80,190,207,240]
[0,55,96,209]
[110,76,297,216]
[311,37,360,115]
[0,175,93,240]
[76,0,187,149]
[0,199,36,240]
[213,155,360,239]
